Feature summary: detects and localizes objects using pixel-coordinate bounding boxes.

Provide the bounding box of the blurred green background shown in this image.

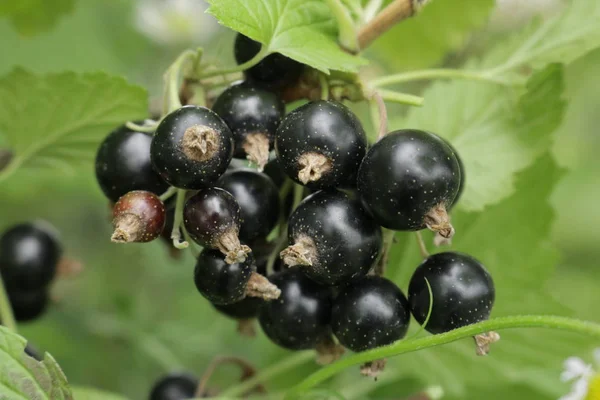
[0,0,598,399]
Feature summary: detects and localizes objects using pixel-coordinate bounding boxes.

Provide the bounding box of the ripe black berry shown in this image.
[275,101,367,189]
[259,267,332,350]
[9,289,49,323]
[194,249,279,304]
[212,83,285,170]
[151,106,234,189]
[111,191,166,243]
[234,34,304,88]
[263,156,287,188]
[280,190,382,286]
[0,222,62,291]
[213,296,263,320]
[183,188,250,263]
[95,124,169,202]
[332,276,410,353]
[408,252,495,334]
[216,169,280,243]
[149,372,199,400]
[357,130,461,238]
[444,139,465,207]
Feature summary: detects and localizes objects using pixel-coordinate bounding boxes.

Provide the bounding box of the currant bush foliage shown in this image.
[0,0,75,36]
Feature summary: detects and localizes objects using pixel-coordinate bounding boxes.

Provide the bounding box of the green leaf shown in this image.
[397,64,565,211]
[335,155,591,398]
[0,0,75,37]
[71,387,130,400]
[485,1,600,75]
[206,0,368,74]
[369,0,495,70]
[0,326,73,399]
[0,68,148,182]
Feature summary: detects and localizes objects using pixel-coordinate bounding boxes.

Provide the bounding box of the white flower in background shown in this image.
[134,0,218,45]
[560,348,600,400]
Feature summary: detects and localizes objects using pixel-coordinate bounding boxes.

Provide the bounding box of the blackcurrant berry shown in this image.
[408,252,495,334]
[151,106,234,189]
[194,249,279,304]
[259,267,332,350]
[149,372,199,400]
[216,169,280,243]
[444,139,465,207]
[8,289,49,323]
[357,130,461,238]
[263,155,287,188]
[332,276,410,352]
[95,124,169,202]
[183,188,250,263]
[212,83,285,170]
[280,190,382,286]
[0,222,62,291]
[275,101,367,189]
[111,191,166,243]
[24,343,43,361]
[234,33,304,88]
[213,296,263,320]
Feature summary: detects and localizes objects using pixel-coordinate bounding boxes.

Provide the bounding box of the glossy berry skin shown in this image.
[263,156,287,188]
[259,267,332,350]
[194,249,254,305]
[284,190,382,286]
[0,222,62,291]
[151,106,234,189]
[112,191,166,243]
[234,34,304,88]
[216,169,281,242]
[183,188,241,248]
[357,130,461,231]
[213,296,263,320]
[212,83,285,157]
[149,372,199,400]
[9,289,49,323]
[332,276,410,352]
[95,125,169,202]
[408,252,495,334]
[443,139,465,207]
[275,101,367,189]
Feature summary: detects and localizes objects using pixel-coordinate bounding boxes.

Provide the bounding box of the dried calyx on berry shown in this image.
[212,83,285,171]
[111,191,166,243]
[183,187,251,263]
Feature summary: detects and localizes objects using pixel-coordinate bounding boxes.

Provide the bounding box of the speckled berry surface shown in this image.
[275,101,367,189]
[183,187,241,247]
[212,83,285,157]
[216,168,281,243]
[286,190,382,285]
[234,33,304,88]
[259,267,332,350]
[95,125,169,202]
[194,249,254,305]
[332,276,410,352]
[408,252,495,334]
[357,129,461,230]
[151,106,234,189]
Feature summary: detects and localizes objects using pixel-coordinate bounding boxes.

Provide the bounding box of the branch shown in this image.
[357,0,432,50]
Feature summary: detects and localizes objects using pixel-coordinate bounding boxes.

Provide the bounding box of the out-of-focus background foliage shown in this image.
[0,0,598,399]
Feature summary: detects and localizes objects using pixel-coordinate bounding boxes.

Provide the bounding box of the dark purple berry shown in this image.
[281,190,382,286]
[213,296,263,320]
[275,101,367,189]
[9,289,49,323]
[149,372,199,400]
[151,106,234,189]
[111,191,166,243]
[95,124,169,202]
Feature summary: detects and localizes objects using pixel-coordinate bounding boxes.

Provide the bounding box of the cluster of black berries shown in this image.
[95,33,497,391]
[0,221,62,323]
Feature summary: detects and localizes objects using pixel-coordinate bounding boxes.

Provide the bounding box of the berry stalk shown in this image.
[0,274,17,332]
[286,315,600,398]
[171,189,189,249]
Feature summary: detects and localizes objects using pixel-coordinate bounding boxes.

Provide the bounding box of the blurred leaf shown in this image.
[369,0,495,70]
[0,68,147,182]
[483,0,600,75]
[0,326,73,399]
[332,155,590,398]
[398,64,565,211]
[206,0,368,73]
[0,0,75,37]
[71,387,130,400]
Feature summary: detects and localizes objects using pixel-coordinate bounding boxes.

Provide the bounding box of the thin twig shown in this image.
[374,229,395,276]
[371,92,388,139]
[195,356,261,397]
[415,231,430,258]
[0,275,17,332]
